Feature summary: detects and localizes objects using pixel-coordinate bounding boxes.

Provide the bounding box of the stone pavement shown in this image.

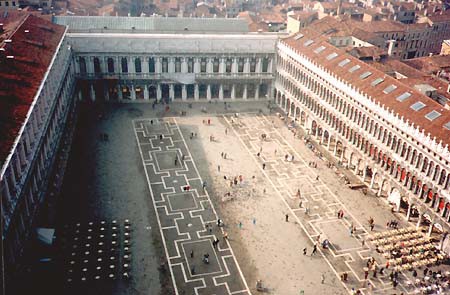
[133,118,250,295]
[222,113,415,294]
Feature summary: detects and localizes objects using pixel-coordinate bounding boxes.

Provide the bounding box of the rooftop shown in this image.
[282,30,450,147]
[53,16,249,33]
[0,13,66,168]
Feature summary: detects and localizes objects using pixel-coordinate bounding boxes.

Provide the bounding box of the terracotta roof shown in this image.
[0,13,66,168]
[347,46,387,59]
[428,11,450,23]
[403,55,450,74]
[282,32,450,147]
[288,11,318,21]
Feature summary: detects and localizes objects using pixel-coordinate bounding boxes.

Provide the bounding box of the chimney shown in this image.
[387,40,396,55]
[0,23,3,33]
[447,83,450,94]
[337,0,343,15]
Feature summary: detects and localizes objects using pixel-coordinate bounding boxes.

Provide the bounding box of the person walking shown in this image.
[190,250,194,258]
[303,247,307,255]
[218,165,220,172]
[321,274,325,284]
[174,157,178,166]
[262,163,266,170]
[285,214,289,222]
[311,244,317,256]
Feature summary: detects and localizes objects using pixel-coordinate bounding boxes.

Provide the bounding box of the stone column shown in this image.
[131,85,136,100]
[232,58,238,73]
[181,58,188,73]
[406,202,412,221]
[244,58,250,73]
[194,84,199,100]
[104,83,110,101]
[231,85,236,100]
[327,135,331,149]
[362,165,367,181]
[118,85,123,100]
[144,85,149,100]
[115,56,120,74]
[157,84,162,101]
[194,58,200,73]
[129,56,135,74]
[255,84,260,100]
[370,174,375,189]
[156,58,162,73]
[219,85,224,100]
[416,213,422,229]
[427,221,434,237]
[90,83,96,101]
[182,85,187,100]
[243,84,248,100]
[168,58,175,73]
[340,148,345,163]
[256,57,262,73]
[207,85,211,100]
[143,57,149,73]
[88,57,95,74]
[169,84,174,101]
[219,58,226,73]
[207,58,213,73]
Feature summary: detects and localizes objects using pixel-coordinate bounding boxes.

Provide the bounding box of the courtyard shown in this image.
[36,100,450,295]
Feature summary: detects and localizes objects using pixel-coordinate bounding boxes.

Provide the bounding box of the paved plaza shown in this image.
[47,101,449,295]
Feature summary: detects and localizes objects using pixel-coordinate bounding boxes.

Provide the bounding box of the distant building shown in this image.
[286,11,318,33]
[441,39,450,55]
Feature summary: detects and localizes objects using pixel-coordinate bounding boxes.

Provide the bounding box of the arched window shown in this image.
[107,58,114,73]
[121,57,128,73]
[79,57,86,73]
[135,58,142,73]
[93,57,101,73]
[148,58,155,73]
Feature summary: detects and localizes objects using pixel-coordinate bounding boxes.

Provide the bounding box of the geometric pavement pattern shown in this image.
[223,113,419,295]
[133,118,250,295]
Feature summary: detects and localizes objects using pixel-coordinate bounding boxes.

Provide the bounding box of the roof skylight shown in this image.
[326,52,338,60]
[425,110,441,121]
[349,65,361,73]
[396,92,411,102]
[360,71,373,79]
[304,39,314,46]
[371,78,384,86]
[444,122,450,130]
[314,46,326,54]
[294,34,304,40]
[338,59,350,67]
[383,85,397,94]
[410,101,426,111]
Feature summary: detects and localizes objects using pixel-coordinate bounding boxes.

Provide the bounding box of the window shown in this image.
[262,57,269,72]
[314,46,326,54]
[396,92,411,101]
[238,58,244,73]
[121,57,128,73]
[326,52,338,60]
[79,57,86,73]
[359,71,372,79]
[425,110,441,121]
[175,58,181,73]
[134,58,142,73]
[187,58,194,73]
[410,101,426,111]
[201,58,207,73]
[226,58,232,73]
[93,57,101,73]
[148,57,155,73]
[213,58,220,73]
[349,65,361,73]
[250,58,256,72]
[304,40,314,47]
[444,122,450,130]
[107,58,114,73]
[162,58,168,73]
[371,78,384,86]
[338,59,350,67]
[383,85,397,94]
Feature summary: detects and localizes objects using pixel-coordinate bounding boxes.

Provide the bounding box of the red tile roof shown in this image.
[282,32,450,147]
[0,13,66,168]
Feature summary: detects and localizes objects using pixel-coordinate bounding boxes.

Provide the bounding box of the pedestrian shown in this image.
[224,153,227,159]
[202,181,207,190]
[212,240,217,249]
[257,152,260,157]
[190,250,194,258]
[191,265,196,275]
[208,119,211,125]
[285,214,289,222]
[316,175,319,181]
[321,274,325,284]
[364,269,369,280]
[370,223,375,231]
[238,222,243,229]
[274,149,277,155]
[311,244,317,255]
[218,165,220,172]
[303,247,307,255]
[262,163,266,170]
[299,200,303,208]
[159,134,163,140]
[174,157,178,166]
[253,218,256,225]
[221,152,224,158]
[225,128,228,135]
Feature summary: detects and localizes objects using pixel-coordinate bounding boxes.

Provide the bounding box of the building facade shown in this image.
[275,33,450,241]
[0,14,76,277]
